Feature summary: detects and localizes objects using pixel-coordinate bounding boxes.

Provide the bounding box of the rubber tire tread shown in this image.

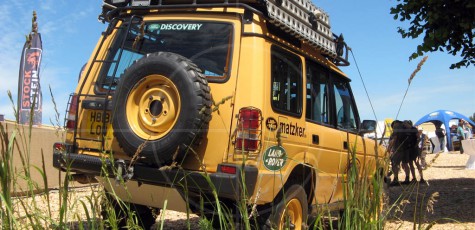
[112,52,212,166]
[266,184,308,230]
[101,193,157,229]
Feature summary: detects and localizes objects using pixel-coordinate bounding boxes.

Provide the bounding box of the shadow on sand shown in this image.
[386,178,475,224]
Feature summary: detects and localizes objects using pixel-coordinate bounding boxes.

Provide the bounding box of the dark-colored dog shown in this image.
[388,120,425,185]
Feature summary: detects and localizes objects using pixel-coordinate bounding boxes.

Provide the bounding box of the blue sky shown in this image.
[0,0,474,126]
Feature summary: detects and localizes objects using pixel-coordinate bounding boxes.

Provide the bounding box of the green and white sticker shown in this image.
[262,146,287,171]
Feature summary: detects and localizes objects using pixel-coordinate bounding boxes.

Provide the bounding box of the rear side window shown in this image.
[271,46,302,116]
[306,61,330,125]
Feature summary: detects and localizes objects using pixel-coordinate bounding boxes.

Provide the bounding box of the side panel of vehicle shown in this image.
[256,44,308,203]
[229,33,315,203]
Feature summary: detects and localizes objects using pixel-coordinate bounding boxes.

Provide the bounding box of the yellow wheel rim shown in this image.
[126,74,181,140]
[279,198,303,230]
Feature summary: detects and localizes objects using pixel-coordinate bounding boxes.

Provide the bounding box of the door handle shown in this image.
[312,134,319,145]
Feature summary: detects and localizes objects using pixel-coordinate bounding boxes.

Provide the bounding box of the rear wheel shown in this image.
[267,184,308,230]
[101,193,158,229]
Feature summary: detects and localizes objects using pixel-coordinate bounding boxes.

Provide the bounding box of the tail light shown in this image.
[53,142,64,151]
[220,165,237,174]
[53,142,72,154]
[65,94,79,130]
[234,107,262,152]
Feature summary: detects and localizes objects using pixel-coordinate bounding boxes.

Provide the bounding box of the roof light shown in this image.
[112,0,128,4]
[131,0,150,6]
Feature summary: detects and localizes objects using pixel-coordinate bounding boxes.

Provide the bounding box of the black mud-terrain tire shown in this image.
[101,193,158,229]
[112,52,212,166]
[265,184,308,230]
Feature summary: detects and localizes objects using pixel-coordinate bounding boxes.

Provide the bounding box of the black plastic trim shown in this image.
[81,98,113,111]
[53,150,258,201]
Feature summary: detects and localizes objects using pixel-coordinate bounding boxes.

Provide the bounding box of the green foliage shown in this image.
[390,0,475,69]
[0,122,16,229]
[469,112,475,123]
[339,141,387,230]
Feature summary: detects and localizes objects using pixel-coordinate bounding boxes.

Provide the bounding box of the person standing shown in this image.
[463,120,472,139]
[435,126,446,152]
[457,120,466,153]
[417,127,428,169]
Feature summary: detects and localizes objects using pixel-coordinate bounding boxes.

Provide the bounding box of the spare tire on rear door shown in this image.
[112,52,212,166]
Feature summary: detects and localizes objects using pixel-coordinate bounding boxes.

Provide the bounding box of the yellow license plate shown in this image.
[86,110,113,137]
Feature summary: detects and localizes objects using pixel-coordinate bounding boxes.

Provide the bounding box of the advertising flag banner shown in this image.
[18,18,43,125]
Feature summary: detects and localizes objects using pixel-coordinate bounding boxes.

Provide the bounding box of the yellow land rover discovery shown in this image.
[53,0,385,229]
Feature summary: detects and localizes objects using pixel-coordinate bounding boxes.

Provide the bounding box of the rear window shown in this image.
[97,20,234,91]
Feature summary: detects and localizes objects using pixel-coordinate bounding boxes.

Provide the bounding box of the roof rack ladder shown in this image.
[72,15,144,151]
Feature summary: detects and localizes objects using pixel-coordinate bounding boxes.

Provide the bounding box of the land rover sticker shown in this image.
[263,146,287,171]
[265,117,278,131]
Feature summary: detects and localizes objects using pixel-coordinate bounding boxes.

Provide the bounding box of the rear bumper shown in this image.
[53,145,258,203]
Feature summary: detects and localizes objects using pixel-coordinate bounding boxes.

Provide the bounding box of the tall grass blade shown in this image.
[0,123,17,229]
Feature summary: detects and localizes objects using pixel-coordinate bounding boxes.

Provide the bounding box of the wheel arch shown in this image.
[283,163,317,207]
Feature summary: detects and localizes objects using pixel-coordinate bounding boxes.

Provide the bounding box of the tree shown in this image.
[470,112,475,124]
[390,0,475,69]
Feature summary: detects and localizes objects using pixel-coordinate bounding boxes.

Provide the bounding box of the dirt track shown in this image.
[384,152,475,230]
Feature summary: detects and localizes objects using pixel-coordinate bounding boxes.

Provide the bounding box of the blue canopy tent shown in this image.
[415,110,475,151]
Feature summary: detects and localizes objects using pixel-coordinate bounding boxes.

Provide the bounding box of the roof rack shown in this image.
[100,0,350,66]
[265,0,335,56]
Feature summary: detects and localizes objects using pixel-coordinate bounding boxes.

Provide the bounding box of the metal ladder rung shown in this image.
[73,15,141,150]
